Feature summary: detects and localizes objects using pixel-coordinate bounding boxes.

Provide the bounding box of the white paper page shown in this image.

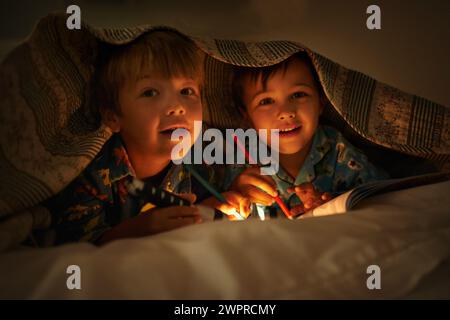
[305,189,353,217]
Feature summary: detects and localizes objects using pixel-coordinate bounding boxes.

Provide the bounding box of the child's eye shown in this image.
[291,92,307,99]
[141,89,159,98]
[180,87,197,96]
[258,98,274,106]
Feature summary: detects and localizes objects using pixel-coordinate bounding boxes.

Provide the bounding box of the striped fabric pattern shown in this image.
[341,71,376,134]
[1,12,449,221]
[407,96,445,148]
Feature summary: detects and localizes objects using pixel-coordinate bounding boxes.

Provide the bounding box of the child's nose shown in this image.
[166,104,186,116]
[278,102,297,120]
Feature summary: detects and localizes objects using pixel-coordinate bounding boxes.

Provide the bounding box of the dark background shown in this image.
[1,0,449,106]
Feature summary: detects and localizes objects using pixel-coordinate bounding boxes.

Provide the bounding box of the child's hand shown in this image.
[230,167,278,207]
[287,183,333,217]
[98,193,201,244]
[175,192,197,204]
[138,192,202,233]
[138,205,202,234]
[201,191,251,220]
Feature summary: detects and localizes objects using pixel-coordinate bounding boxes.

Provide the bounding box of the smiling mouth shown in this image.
[159,126,190,135]
[279,125,302,135]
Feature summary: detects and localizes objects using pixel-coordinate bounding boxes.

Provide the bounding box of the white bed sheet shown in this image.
[0,180,449,299]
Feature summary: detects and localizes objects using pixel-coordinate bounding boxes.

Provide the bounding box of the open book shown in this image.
[198,172,450,221]
[306,172,450,217]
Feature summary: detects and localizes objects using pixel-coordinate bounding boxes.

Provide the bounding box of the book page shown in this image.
[345,172,450,209]
[305,172,450,217]
[303,190,353,217]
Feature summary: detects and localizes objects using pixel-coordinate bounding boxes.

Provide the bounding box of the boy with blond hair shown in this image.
[44,30,249,245]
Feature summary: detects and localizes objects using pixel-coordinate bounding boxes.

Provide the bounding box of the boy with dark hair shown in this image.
[230,52,388,217]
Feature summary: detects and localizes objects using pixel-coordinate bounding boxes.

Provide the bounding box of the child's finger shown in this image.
[303,198,314,210]
[216,202,240,217]
[293,187,319,203]
[241,185,275,206]
[221,191,251,217]
[239,174,278,197]
[167,216,203,229]
[174,192,197,204]
[165,206,199,218]
[288,187,311,197]
[301,199,326,212]
[290,204,305,217]
[294,183,315,194]
[227,214,241,221]
[240,202,251,218]
[293,188,312,201]
[321,192,332,201]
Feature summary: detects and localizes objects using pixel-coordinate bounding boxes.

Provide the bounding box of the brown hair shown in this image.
[94,30,204,116]
[232,51,324,112]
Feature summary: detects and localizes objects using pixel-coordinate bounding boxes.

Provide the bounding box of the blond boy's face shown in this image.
[241,58,323,155]
[110,76,202,161]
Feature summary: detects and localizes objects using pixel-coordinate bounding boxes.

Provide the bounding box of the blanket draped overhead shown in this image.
[0,13,449,246]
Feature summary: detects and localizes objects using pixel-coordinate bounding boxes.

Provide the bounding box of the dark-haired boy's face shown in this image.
[110,76,202,164]
[241,58,323,155]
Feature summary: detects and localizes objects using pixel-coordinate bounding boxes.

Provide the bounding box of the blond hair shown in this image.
[95,30,204,116]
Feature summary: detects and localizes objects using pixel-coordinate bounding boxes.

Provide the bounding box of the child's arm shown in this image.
[43,175,115,244]
[98,202,201,244]
[45,174,202,245]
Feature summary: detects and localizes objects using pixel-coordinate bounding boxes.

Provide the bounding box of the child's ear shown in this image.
[101,108,121,133]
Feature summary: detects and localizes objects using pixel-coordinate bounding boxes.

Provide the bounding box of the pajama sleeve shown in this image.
[43,173,114,245]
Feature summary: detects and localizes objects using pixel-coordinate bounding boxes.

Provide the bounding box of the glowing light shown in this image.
[256,205,265,221]
[227,208,245,220]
